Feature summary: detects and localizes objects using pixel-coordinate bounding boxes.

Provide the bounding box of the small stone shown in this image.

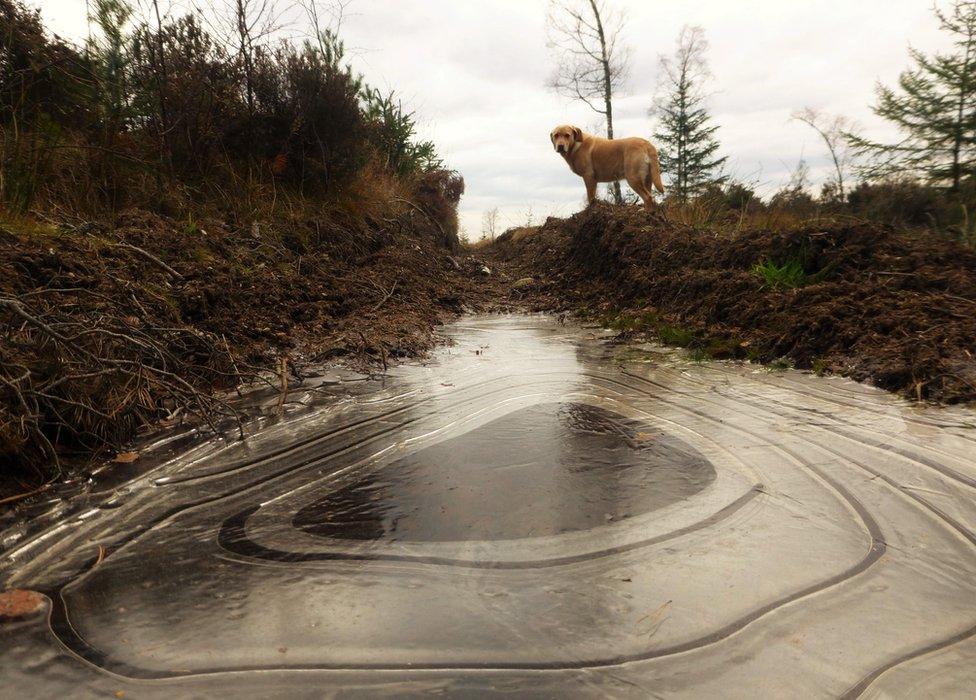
[0,589,45,620]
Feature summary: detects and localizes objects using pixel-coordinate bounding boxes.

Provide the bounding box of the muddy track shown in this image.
[0,204,502,491]
[488,202,976,404]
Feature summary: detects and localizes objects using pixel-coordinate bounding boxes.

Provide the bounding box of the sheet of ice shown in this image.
[1,315,974,698]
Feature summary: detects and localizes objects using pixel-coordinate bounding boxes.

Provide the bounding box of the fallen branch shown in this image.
[276,355,288,417]
[372,279,399,312]
[1,294,247,477]
[114,242,184,280]
[72,226,184,280]
[0,479,55,506]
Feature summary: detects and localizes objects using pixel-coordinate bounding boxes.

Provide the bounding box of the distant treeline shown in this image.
[656,178,976,248]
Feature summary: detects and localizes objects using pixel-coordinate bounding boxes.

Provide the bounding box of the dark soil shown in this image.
[487,202,976,404]
[0,204,497,495]
[5,197,974,502]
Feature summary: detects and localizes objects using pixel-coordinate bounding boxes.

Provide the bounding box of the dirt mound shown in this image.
[491,202,976,403]
[0,203,493,490]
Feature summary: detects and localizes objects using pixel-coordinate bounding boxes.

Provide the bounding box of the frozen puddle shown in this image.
[2,315,975,698]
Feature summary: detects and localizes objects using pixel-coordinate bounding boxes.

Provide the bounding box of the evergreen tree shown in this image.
[651,26,726,199]
[848,0,976,190]
[89,0,133,130]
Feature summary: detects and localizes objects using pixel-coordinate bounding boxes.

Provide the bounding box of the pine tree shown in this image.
[651,26,726,199]
[848,0,976,190]
[90,0,133,130]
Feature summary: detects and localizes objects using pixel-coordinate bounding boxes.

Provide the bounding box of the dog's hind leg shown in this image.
[647,147,666,194]
[629,156,657,209]
[626,174,656,209]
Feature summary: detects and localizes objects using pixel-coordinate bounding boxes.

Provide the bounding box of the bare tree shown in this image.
[546,0,630,204]
[300,0,354,55]
[197,0,281,120]
[235,0,273,117]
[787,157,810,192]
[769,156,817,212]
[130,0,175,199]
[792,107,857,202]
[481,207,499,241]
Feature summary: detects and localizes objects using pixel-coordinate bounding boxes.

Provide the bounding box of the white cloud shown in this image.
[32,0,957,236]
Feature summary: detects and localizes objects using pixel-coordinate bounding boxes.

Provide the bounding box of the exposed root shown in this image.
[0,291,246,480]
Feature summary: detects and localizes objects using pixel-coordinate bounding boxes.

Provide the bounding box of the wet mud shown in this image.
[491,203,976,403]
[1,315,974,698]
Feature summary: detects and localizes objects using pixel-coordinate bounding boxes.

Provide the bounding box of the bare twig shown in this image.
[372,278,399,311]
[0,480,55,506]
[275,354,288,416]
[1,292,249,472]
[114,242,184,280]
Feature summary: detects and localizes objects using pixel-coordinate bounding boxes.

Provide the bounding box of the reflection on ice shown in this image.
[293,403,715,542]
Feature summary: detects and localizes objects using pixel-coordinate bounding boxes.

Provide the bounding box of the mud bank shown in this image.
[490,203,976,404]
[0,204,494,489]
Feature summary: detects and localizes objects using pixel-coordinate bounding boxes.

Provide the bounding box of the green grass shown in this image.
[657,324,695,347]
[752,257,807,289]
[596,310,661,333]
[768,357,795,372]
[687,347,712,364]
[0,213,62,242]
[593,310,701,350]
[184,214,201,237]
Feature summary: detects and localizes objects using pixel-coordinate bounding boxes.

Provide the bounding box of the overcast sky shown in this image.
[34,1,955,237]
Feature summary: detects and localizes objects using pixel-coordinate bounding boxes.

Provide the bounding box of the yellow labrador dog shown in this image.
[550,125,665,208]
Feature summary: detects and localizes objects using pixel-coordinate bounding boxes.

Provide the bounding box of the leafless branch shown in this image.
[546,0,630,203]
[792,107,859,200]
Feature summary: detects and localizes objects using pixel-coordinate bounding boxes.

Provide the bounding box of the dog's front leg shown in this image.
[584,177,597,204]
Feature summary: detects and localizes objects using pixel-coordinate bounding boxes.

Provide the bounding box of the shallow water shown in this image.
[1,314,975,698]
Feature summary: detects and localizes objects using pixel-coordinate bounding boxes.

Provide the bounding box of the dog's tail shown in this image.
[649,146,665,194]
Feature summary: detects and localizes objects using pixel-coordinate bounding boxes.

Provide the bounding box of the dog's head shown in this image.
[550,125,582,155]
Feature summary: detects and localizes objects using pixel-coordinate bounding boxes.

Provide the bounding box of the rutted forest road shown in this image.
[3,204,976,698]
[4,0,976,693]
[2,314,975,698]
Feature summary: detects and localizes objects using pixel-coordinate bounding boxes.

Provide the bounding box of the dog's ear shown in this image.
[550,131,557,145]
[572,126,582,142]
